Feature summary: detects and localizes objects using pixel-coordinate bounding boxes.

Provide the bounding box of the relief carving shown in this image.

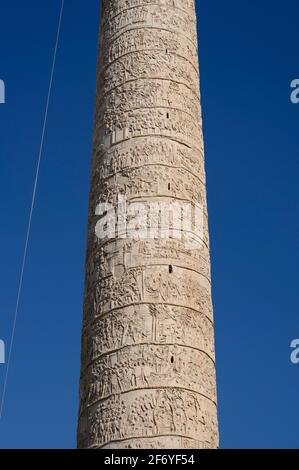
[103,28,198,69]
[80,344,216,409]
[82,304,215,362]
[78,0,218,450]
[97,51,199,98]
[102,4,197,45]
[78,389,218,449]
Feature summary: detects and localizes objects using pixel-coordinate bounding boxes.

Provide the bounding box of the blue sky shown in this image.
[0,0,299,449]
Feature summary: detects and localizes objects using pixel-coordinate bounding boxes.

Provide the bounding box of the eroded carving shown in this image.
[78,389,218,449]
[78,0,218,450]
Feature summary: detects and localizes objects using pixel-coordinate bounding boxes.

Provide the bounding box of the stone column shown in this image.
[77,0,219,449]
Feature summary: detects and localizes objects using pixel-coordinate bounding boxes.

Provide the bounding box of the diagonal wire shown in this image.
[0,0,65,420]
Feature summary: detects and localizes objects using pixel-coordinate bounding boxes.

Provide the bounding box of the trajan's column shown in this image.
[78,0,219,449]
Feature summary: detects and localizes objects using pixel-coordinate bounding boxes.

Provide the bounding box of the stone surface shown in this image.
[77,0,219,449]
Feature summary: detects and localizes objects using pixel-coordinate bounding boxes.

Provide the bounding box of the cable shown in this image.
[0,0,65,420]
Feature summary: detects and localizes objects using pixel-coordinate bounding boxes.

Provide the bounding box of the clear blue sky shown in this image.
[0,0,299,449]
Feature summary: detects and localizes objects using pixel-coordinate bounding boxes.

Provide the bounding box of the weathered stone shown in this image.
[77,0,219,449]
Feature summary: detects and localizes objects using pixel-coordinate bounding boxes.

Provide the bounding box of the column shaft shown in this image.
[78,0,219,449]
